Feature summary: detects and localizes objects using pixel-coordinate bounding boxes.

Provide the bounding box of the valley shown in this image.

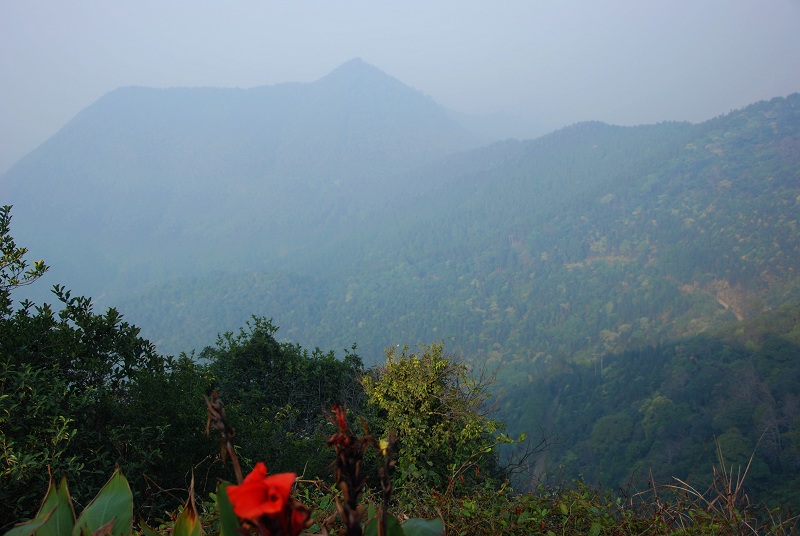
[3,60,799,510]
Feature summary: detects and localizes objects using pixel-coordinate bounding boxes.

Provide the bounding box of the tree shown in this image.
[203,317,364,478]
[362,342,516,497]
[0,206,213,527]
[0,205,48,312]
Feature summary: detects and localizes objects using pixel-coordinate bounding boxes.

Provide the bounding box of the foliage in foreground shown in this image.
[503,322,800,511]
[362,342,519,498]
[2,203,798,534]
[6,410,798,536]
[5,403,447,536]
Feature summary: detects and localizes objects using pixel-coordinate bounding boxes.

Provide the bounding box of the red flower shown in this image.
[332,403,347,431]
[290,503,312,535]
[226,462,296,521]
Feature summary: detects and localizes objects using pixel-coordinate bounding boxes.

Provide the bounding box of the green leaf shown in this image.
[3,477,76,536]
[363,513,403,536]
[172,476,202,536]
[3,511,54,536]
[365,504,377,522]
[91,520,115,536]
[37,477,75,536]
[172,506,202,536]
[214,483,240,536]
[588,522,602,536]
[138,523,161,536]
[402,517,445,536]
[72,470,133,536]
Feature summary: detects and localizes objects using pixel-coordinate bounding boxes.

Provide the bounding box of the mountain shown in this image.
[5,62,798,367]
[3,60,800,507]
[1,58,481,298]
[505,301,800,505]
[110,93,800,507]
[109,96,800,365]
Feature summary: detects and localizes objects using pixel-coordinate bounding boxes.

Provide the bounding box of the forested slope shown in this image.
[3,63,799,513]
[121,94,800,368]
[504,301,800,509]
[114,95,800,511]
[1,59,480,299]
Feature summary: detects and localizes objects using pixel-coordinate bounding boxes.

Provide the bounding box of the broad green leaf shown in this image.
[90,520,115,536]
[402,518,444,536]
[138,523,160,536]
[171,505,202,536]
[72,470,133,536]
[2,478,74,536]
[172,477,202,536]
[588,522,602,536]
[37,477,75,536]
[363,513,403,536]
[3,510,54,536]
[214,483,240,536]
[36,479,59,518]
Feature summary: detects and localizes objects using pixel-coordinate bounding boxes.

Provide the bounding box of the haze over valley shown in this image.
[4,59,798,359]
[3,2,800,517]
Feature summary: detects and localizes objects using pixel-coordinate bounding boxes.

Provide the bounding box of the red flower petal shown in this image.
[332,404,347,430]
[243,462,269,483]
[261,472,296,514]
[290,505,311,536]
[227,463,296,521]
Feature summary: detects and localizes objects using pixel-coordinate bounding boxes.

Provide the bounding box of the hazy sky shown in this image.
[2,1,800,174]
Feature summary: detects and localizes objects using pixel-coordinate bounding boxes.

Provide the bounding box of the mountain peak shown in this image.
[317,58,406,92]
[326,57,384,76]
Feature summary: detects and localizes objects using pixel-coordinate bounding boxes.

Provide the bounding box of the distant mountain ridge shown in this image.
[2,61,799,367]
[2,59,481,297]
[3,62,800,509]
[112,94,800,363]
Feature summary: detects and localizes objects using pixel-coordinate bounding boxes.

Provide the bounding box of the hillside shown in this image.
[1,58,481,299]
[2,62,799,509]
[504,301,800,508]
[109,95,800,366]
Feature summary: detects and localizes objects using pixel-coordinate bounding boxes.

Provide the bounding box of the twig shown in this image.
[205,390,243,484]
